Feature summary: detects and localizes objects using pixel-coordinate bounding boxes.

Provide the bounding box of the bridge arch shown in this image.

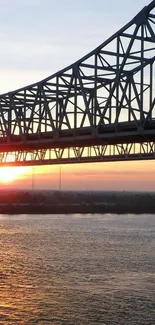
[0,1,155,166]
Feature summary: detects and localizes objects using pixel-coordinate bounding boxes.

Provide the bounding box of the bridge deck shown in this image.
[0,121,155,152]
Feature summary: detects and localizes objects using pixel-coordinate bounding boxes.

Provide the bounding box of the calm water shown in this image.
[0,213,155,325]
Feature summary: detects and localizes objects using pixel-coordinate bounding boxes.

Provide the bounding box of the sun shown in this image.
[0,167,27,183]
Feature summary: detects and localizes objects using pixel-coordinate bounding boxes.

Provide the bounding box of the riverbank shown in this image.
[0,190,154,214]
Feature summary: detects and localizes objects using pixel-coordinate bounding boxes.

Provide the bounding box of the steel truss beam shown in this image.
[0,142,155,167]
[0,2,155,164]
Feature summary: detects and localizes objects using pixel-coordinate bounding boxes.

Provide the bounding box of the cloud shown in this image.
[0,0,148,94]
[0,0,140,86]
[72,169,155,177]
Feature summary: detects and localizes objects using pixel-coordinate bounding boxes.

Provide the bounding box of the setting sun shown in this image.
[0,167,27,183]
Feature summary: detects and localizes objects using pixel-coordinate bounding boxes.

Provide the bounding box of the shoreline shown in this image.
[0,190,155,214]
[0,204,154,215]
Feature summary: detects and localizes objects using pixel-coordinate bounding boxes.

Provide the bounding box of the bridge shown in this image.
[0,1,155,166]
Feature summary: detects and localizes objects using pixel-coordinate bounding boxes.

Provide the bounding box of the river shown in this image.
[0,213,154,324]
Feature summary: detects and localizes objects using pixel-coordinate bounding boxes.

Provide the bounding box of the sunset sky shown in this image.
[0,0,154,191]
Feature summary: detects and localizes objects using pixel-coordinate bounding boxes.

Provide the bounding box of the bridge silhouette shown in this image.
[0,1,155,166]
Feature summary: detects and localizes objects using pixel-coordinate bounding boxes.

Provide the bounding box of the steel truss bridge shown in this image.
[1,1,155,166]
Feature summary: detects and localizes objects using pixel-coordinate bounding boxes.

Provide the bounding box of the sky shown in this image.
[0,0,155,191]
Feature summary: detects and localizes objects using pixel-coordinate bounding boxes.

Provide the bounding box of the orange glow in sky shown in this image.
[0,160,154,191]
[0,167,27,183]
